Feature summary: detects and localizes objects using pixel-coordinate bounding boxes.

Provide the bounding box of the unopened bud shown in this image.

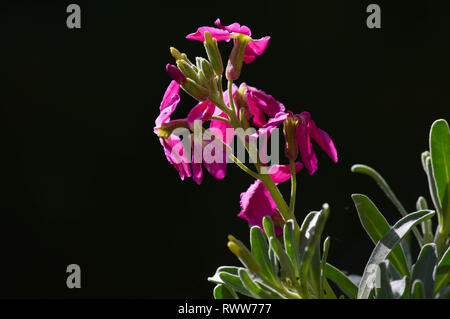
[170,47,183,60]
[283,116,298,161]
[177,59,200,83]
[200,58,215,81]
[227,235,261,274]
[181,78,210,101]
[226,34,250,81]
[166,64,186,84]
[204,31,223,76]
[155,119,190,138]
[234,84,251,120]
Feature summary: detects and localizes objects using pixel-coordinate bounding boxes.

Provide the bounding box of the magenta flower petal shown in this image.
[238,180,284,236]
[186,26,232,42]
[187,100,215,129]
[308,119,338,163]
[191,137,203,185]
[296,120,318,175]
[202,138,227,180]
[155,81,180,127]
[246,85,285,122]
[160,136,192,180]
[268,162,304,184]
[210,112,234,145]
[214,18,252,36]
[243,36,271,64]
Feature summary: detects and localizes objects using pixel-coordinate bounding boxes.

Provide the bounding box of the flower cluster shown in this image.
[154,19,337,235]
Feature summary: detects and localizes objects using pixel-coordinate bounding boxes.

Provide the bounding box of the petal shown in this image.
[267,162,304,184]
[186,26,232,42]
[160,136,192,180]
[155,81,180,127]
[238,180,284,235]
[245,85,285,119]
[187,100,215,129]
[202,138,227,179]
[295,121,318,175]
[243,36,271,64]
[308,119,338,163]
[191,137,203,185]
[214,18,252,36]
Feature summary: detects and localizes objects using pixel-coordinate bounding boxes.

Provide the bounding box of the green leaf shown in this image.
[213,284,238,299]
[375,261,394,299]
[412,280,425,299]
[430,119,450,235]
[358,210,435,299]
[411,243,438,298]
[352,194,410,277]
[320,237,331,298]
[263,216,276,239]
[325,263,358,299]
[238,268,282,299]
[208,266,241,284]
[351,164,407,216]
[435,246,450,293]
[298,205,330,297]
[269,236,298,291]
[219,271,253,298]
[283,220,300,278]
[250,226,277,286]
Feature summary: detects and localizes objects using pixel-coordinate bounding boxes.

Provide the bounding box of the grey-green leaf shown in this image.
[325,263,358,299]
[284,220,300,278]
[213,284,238,299]
[435,246,450,293]
[358,210,435,299]
[250,226,277,286]
[376,261,394,299]
[411,243,438,298]
[352,194,410,277]
[429,119,450,235]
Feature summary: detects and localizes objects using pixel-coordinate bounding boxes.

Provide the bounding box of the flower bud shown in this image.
[176,59,200,83]
[200,58,215,81]
[234,84,251,121]
[170,47,183,60]
[227,235,261,274]
[283,116,299,161]
[226,34,250,81]
[166,64,186,84]
[203,31,223,76]
[181,78,210,101]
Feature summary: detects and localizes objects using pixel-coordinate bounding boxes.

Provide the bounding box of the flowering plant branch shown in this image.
[154,19,450,299]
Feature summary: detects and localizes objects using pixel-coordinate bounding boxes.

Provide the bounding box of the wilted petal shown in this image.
[186,26,232,42]
[267,162,303,184]
[296,120,318,175]
[243,36,271,64]
[238,180,284,236]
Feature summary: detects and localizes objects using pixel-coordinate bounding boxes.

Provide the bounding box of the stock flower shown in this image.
[259,111,338,175]
[155,80,237,184]
[186,18,270,64]
[244,84,285,127]
[238,163,303,235]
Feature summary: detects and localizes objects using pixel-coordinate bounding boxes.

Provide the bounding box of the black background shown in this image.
[1,0,449,298]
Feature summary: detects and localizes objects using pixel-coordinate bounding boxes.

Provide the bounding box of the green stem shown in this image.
[211,116,231,125]
[289,160,297,214]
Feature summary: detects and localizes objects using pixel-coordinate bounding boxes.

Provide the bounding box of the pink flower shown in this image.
[155,81,236,184]
[244,84,285,128]
[238,163,303,235]
[186,18,270,64]
[258,111,338,175]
